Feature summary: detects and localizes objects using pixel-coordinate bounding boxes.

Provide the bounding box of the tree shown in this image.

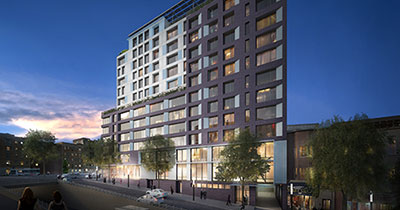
[215,129,271,203]
[307,114,388,210]
[62,160,69,174]
[141,135,175,188]
[23,130,58,174]
[99,138,120,181]
[391,156,400,209]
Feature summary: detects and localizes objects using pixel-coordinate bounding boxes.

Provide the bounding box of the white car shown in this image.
[146,189,168,198]
[137,194,164,204]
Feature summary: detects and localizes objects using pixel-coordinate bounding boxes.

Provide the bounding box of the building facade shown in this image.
[102,0,287,208]
[287,116,400,210]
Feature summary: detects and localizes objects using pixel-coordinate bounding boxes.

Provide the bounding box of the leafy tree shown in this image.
[141,135,175,188]
[23,130,58,174]
[99,138,120,181]
[307,114,387,210]
[62,160,69,174]
[215,129,271,203]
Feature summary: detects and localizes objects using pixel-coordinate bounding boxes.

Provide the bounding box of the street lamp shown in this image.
[370,190,373,210]
[290,183,293,210]
[192,180,196,201]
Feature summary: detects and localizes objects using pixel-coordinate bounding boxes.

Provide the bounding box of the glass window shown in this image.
[209,131,218,143]
[153,37,159,47]
[256,0,277,12]
[256,14,276,31]
[167,27,178,40]
[167,66,178,77]
[257,31,276,48]
[153,49,159,59]
[190,106,199,117]
[224,46,234,60]
[245,39,250,53]
[132,49,137,58]
[169,95,185,107]
[246,92,250,106]
[223,81,235,94]
[245,109,250,122]
[177,149,187,162]
[168,79,178,89]
[153,26,159,34]
[258,142,274,159]
[209,86,218,98]
[208,5,218,19]
[245,56,250,69]
[209,53,218,66]
[209,116,218,128]
[257,106,276,120]
[223,97,235,110]
[190,134,200,145]
[150,126,163,136]
[190,60,199,72]
[119,133,130,141]
[167,53,178,64]
[120,111,130,120]
[256,124,276,138]
[223,30,235,44]
[245,3,250,16]
[190,31,199,43]
[209,21,218,34]
[224,62,235,76]
[257,69,276,85]
[208,68,218,81]
[139,46,143,55]
[190,16,199,29]
[153,73,159,82]
[153,85,159,94]
[134,106,146,116]
[256,87,277,103]
[224,0,235,11]
[169,109,185,121]
[223,129,235,141]
[245,76,249,88]
[208,101,218,113]
[190,120,199,131]
[257,48,277,66]
[144,30,149,40]
[120,143,131,152]
[190,46,199,58]
[208,37,218,51]
[150,114,163,125]
[190,75,199,87]
[134,118,146,128]
[191,163,208,181]
[134,129,146,139]
[150,102,163,112]
[171,136,186,146]
[191,148,208,162]
[132,37,137,47]
[223,113,235,126]
[145,42,149,52]
[190,91,199,102]
[169,122,186,134]
[177,164,187,180]
[212,146,224,161]
[167,40,178,53]
[224,12,234,27]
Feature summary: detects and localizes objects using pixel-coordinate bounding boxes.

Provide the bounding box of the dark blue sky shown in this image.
[0,0,399,138]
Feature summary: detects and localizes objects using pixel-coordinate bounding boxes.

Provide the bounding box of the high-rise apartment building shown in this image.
[102,0,287,207]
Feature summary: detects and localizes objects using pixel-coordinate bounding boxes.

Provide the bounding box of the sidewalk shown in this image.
[82,178,280,210]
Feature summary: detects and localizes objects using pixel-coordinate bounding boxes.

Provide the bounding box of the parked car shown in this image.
[137,194,164,205]
[146,189,168,198]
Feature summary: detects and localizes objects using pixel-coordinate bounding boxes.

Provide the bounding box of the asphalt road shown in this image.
[73,179,226,210]
[0,193,17,210]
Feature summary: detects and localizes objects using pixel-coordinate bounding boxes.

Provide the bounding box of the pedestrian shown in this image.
[48,190,68,210]
[17,187,38,210]
[226,194,232,206]
[200,190,203,199]
[244,195,248,205]
[203,190,207,200]
[170,186,174,195]
[120,179,122,185]
[137,182,140,188]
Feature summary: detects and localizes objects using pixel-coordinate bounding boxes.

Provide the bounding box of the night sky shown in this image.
[0,0,399,140]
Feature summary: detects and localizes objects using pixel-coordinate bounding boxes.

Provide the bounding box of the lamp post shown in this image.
[290,183,293,210]
[370,191,373,210]
[192,180,196,201]
[127,174,130,188]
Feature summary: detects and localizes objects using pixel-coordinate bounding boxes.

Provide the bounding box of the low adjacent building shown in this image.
[287,116,400,210]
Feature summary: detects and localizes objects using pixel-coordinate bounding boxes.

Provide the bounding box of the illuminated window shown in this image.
[209,131,218,143]
[256,124,276,138]
[224,62,235,76]
[256,49,277,66]
[256,87,276,103]
[223,129,235,141]
[224,47,235,60]
[190,31,199,43]
[257,106,276,120]
[209,116,218,128]
[223,97,235,110]
[224,0,235,10]
[208,68,218,81]
[257,31,276,48]
[223,113,235,126]
[169,109,185,120]
[150,114,163,125]
[256,14,276,31]
[245,109,250,122]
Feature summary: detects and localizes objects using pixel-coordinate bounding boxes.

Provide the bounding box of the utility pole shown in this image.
[370,190,373,210]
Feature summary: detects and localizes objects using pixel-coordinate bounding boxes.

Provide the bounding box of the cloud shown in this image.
[0,89,108,140]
